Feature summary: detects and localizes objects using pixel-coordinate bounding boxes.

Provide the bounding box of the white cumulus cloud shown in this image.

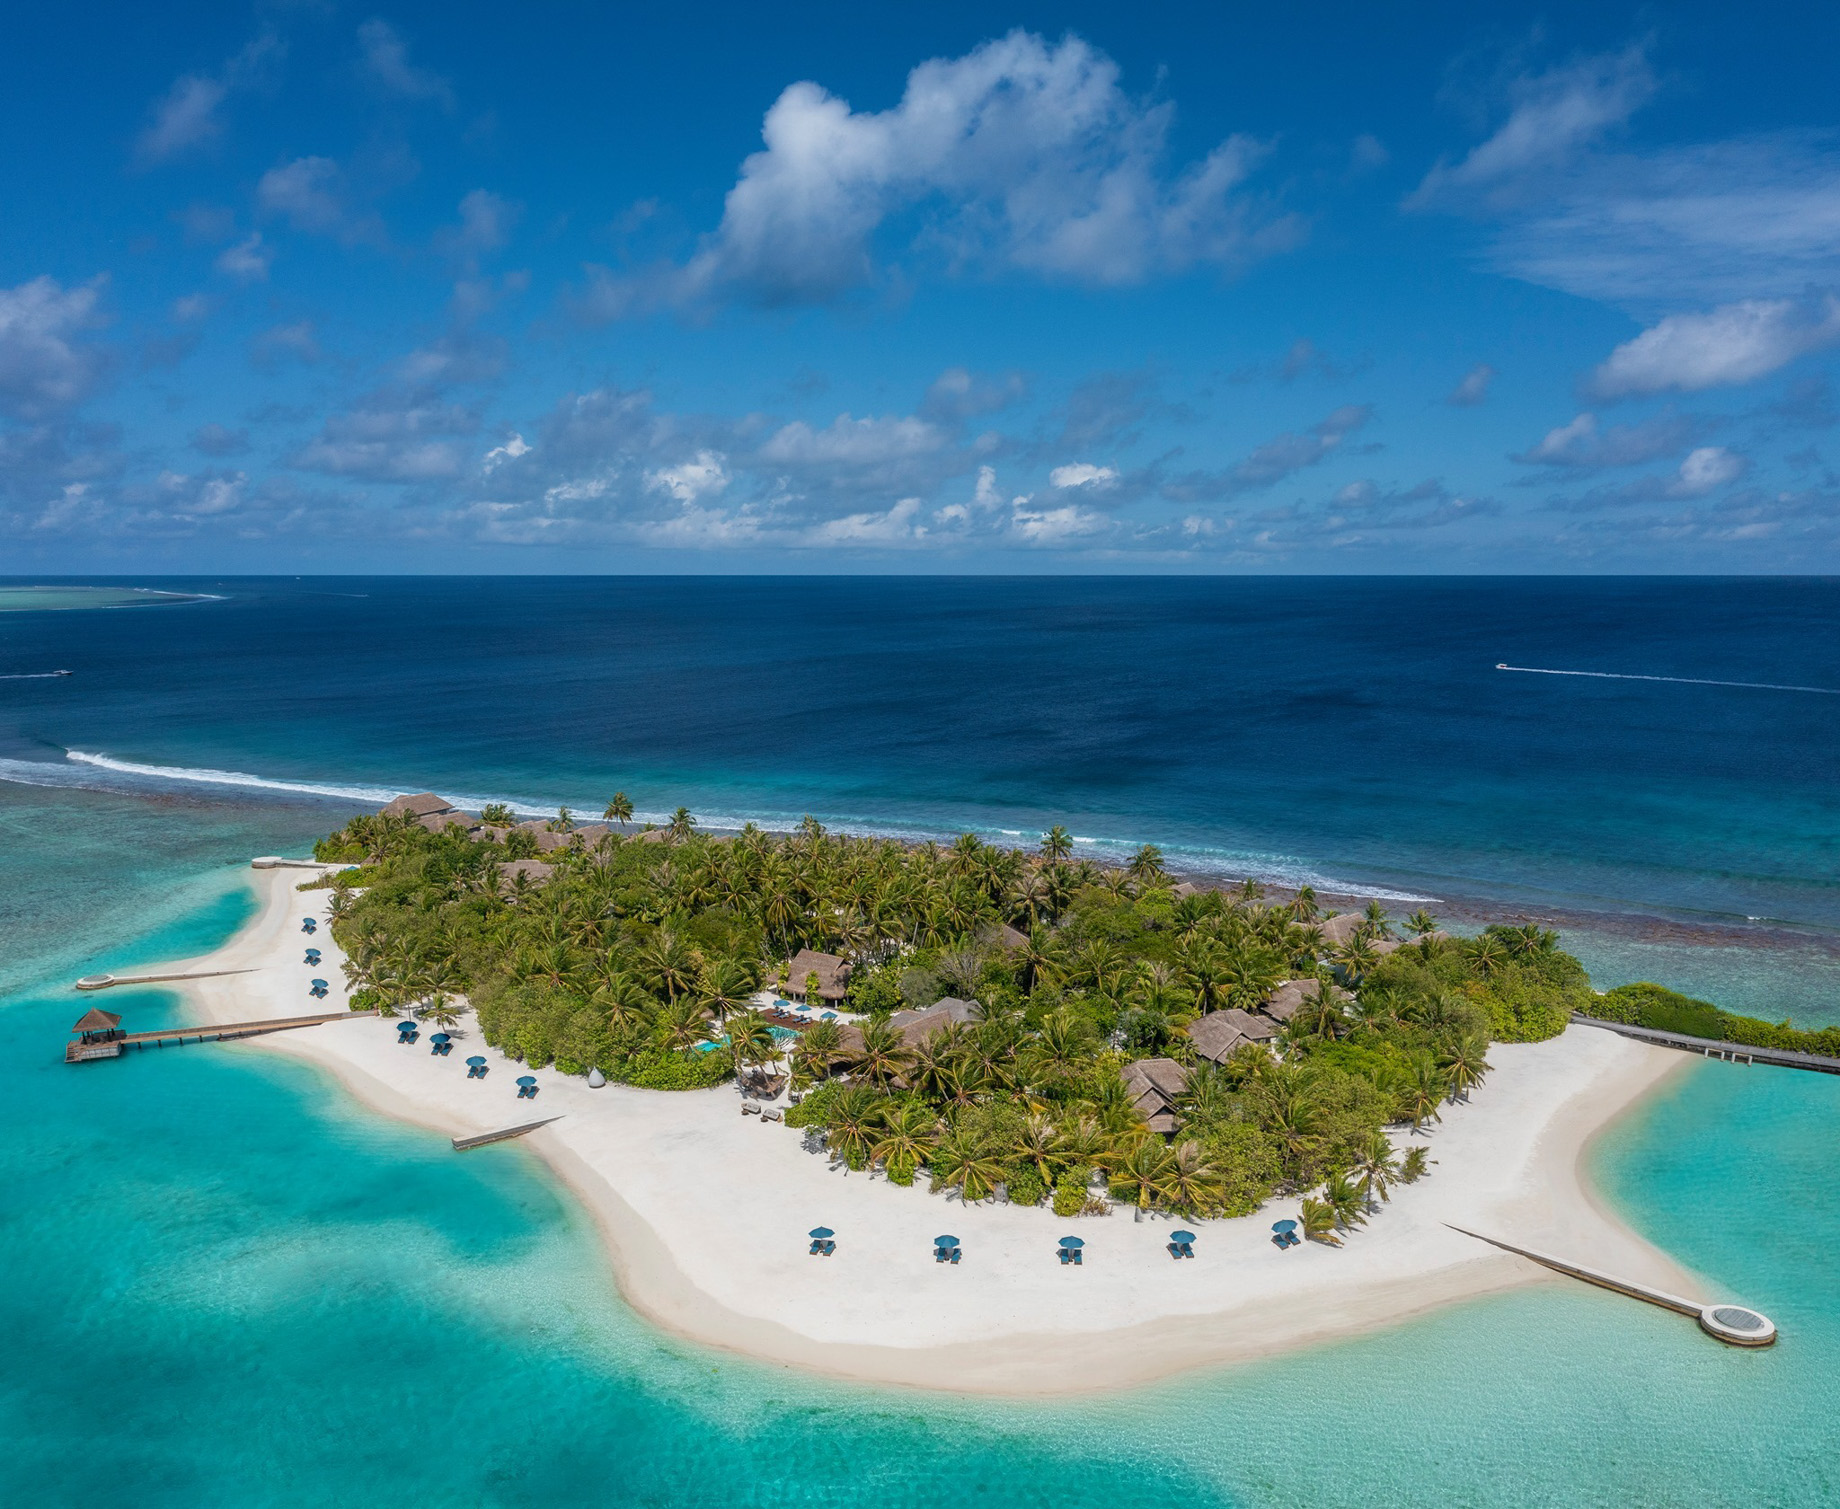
[645,450,730,503]
[636,30,1295,309]
[0,276,104,417]
[1590,296,1840,397]
[1049,462,1119,489]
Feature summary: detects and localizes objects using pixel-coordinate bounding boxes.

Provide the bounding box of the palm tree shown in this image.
[825,1086,883,1168]
[1407,909,1438,937]
[1294,983,1348,1040]
[1401,1056,1448,1132]
[1041,825,1074,863]
[1323,1172,1367,1232]
[668,807,696,841]
[726,1008,779,1094]
[1465,933,1508,976]
[905,1033,966,1105]
[638,929,700,1002]
[654,995,716,1052]
[698,957,759,1023]
[928,1125,1008,1202]
[790,1019,844,1086]
[1164,1140,1225,1215]
[1350,1131,1400,1208]
[1108,1133,1178,1214]
[603,793,634,829]
[1127,844,1165,885]
[871,1102,938,1182]
[1439,1036,1491,1102]
[848,1020,913,1091]
[1300,1196,1341,1245]
[594,970,655,1034]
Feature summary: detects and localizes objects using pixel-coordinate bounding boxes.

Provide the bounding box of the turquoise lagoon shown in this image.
[3,786,1839,1508]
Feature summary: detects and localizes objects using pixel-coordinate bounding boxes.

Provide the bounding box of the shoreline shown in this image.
[150,867,1700,1396]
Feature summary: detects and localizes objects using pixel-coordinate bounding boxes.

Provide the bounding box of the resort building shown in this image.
[1260,979,1352,1024]
[1315,912,1365,947]
[887,996,980,1044]
[382,792,458,820]
[497,858,556,887]
[978,921,1030,953]
[1186,1006,1280,1065]
[784,949,852,1003]
[416,811,477,836]
[1121,1056,1188,1135]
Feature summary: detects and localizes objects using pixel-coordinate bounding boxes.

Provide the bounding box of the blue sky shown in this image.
[4,0,1839,572]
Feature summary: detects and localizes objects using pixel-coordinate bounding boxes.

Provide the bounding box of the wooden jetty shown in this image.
[452,1117,562,1151]
[66,1006,378,1062]
[1447,1224,1777,1346]
[1573,1013,1840,1075]
[75,968,255,992]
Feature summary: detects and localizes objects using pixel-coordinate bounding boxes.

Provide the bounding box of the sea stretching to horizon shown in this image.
[5,576,1840,1504]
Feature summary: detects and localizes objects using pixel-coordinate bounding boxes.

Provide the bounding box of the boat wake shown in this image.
[0,749,1437,904]
[0,671,72,679]
[1496,663,1840,696]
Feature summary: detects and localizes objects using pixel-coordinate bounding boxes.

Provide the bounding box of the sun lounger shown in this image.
[949,1248,960,1264]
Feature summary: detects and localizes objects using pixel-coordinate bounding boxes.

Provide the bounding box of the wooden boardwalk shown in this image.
[75,968,255,992]
[1446,1224,1777,1346]
[1573,1013,1840,1075]
[452,1117,562,1151]
[66,1009,378,1062]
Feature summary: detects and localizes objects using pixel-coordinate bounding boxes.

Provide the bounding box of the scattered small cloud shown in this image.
[357,19,454,108]
[1162,404,1374,500]
[0,275,106,418]
[1447,362,1496,406]
[1410,44,1655,207]
[1049,462,1118,489]
[1512,411,1697,470]
[134,33,284,166]
[250,320,320,370]
[216,232,272,282]
[190,423,249,456]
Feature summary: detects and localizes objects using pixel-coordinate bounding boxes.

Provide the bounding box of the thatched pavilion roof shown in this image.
[72,1007,123,1033]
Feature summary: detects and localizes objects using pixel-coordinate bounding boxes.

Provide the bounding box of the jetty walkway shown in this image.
[1447,1225,1776,1346]
[1573,1013,1840,1075]
[66,1009,378,1062]
[75,968,255,992]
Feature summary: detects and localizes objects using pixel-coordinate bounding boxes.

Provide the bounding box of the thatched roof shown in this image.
[888,996,979,1044]
[571,824,614,850]
[785,949,852,1001]
[382,792,454,819]
[72,1007,123,1033]
[416,810,476,835]
[497,858,556,886]
[1316,912,1364,947]
[1260,978,1352,1023]
[631,827,672,845]
[1187,1009,1276,1064]
[1170,881,1203,899]
[979,921,1029,953]
[1123,1057,1188,1134]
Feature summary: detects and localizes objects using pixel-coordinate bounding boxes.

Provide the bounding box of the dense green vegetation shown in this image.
[317,804,1594,1232]
[1593,981,1840,1057]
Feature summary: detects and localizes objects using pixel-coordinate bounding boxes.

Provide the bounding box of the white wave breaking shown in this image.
[0,749,1437,904]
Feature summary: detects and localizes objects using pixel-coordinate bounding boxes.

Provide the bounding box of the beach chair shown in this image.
[823,1239,836,1256]
[935,1246,950,1263]
[810,1240,824,1255]
[949,1248,961,1265]
[1073,1249,1082,1265]
[1058,1248,1071,1266]
[1167,1241,1183,1260]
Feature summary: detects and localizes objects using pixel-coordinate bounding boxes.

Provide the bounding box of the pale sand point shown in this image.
[137,867,1697,1395]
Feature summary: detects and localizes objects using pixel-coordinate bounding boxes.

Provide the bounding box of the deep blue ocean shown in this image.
[2,576,1838,1506]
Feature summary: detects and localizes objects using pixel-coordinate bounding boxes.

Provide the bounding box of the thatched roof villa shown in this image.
[1121,1056,1188,1134]
[1260,978,1353,1023]
[1186,1007,1280,1065]
[497,858,556,887]
[784,948,852,1003]
[887,996,979,1045]
[1315,912,1365,947]
[383,792,456,820]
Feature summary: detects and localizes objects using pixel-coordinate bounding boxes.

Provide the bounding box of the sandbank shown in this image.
[145,867,1697,1395]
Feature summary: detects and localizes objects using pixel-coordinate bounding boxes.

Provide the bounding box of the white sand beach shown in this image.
[134,866,1698,1394]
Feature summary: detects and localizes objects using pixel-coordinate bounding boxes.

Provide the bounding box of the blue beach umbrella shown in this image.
[934,1235,960,1248]
[310,979,328,989]
[1058,1236,1085,1249]
[429,1032,450,1043]
[466,1056,486,1067]
[809,1227,835,1239]
[1170,1230,1197,1243]
[516,1075,536,1086]
[1272,1220,1298,1233]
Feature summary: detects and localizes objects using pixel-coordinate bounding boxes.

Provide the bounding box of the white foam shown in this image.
[0,750,1439,904]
